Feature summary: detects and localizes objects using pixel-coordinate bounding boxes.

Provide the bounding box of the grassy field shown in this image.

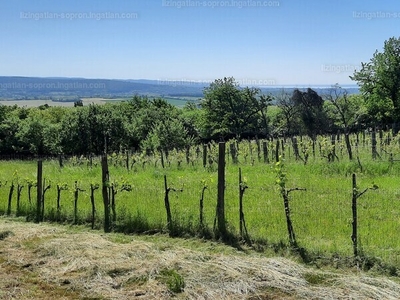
[0,96,199,107]
[1,135,400,270]
[154,96,200,107]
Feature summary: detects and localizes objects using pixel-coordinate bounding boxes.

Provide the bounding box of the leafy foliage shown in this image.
[201,77,271,139]
[351,36,400,123]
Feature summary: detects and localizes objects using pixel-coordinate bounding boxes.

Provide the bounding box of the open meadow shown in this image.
[1,133,400,272]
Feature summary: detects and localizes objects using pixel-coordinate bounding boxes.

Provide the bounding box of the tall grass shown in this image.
[1,133,400,268]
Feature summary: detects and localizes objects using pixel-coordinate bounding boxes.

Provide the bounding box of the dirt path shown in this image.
[1,218,400,299]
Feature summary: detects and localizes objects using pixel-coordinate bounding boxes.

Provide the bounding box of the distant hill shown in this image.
[0,76,206,100]
[0,76,359,101]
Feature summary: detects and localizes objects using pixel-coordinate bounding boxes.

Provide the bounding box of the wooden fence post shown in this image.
[362,130,366,146]
[371,129,377,159]
[199,185,207,227]
[239,167,244,237]
[216,142,226,238]
[351,173,358,257]
[185,145,190,164]
[350,173,378,257]
[160,150,165,169]
[101,155,111,232]
[58,154,63,168]
[35,160,43,223]
[262,141,268,163]
[239,167,249,243]
[292,137,300,161]
[125,150,130,171]
[16,184,23,216]
[345,132,353,160]
[164,175,172,231]
[73,181,84,225]
[6,182,14,216]
[41,179,51,222]
[256,137,261,161]
[230,142,238,164]
[275,140,280,162]
[283,190,296,247]
[330,134,336,162]
[90,184,99,229]
[203,144,207,168]
[74,181,79,225]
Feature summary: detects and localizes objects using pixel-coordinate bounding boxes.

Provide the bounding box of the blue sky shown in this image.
[0,0,399,86]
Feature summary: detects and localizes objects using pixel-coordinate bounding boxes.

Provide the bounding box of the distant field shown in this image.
[159,96,200,107]
[0,100,77,107]
[0,98,119,107]
[80,98,129,105]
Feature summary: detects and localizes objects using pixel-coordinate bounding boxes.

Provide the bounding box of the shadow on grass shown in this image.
[249,237,399,277]
[7,210,400,278]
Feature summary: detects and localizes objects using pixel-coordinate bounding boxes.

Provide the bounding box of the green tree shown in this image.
[275,89,302,135]
[324,85,367,131]
[16,114,47,155]
[0,115,21,154]
[59,104,131,154]
[350,37,400,124]
[140,98,193,153]
[323,84,367,159]
[201,77,269,139]
[291,88,329,137]
[181,101,202,140]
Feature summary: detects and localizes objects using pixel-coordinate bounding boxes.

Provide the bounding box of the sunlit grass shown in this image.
[1,134,400,267]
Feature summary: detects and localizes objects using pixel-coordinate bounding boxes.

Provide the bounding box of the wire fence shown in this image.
[1,132,400,267]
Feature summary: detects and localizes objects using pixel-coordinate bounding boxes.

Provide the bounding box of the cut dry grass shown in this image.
[1,217,400,299]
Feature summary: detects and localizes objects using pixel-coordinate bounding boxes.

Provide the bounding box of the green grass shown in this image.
[1,134,400,269]
[159,96,199,107]
[157,268,185,293]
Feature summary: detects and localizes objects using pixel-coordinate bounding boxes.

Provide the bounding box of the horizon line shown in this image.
[0,75,359,88]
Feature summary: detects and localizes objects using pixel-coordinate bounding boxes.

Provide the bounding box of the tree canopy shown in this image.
[351,36,400,123]
[201,77,271,139]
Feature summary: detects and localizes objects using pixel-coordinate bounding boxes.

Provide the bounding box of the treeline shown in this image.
[0,78,390,156]
[0,96,195,155]
[0,83,366,155]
